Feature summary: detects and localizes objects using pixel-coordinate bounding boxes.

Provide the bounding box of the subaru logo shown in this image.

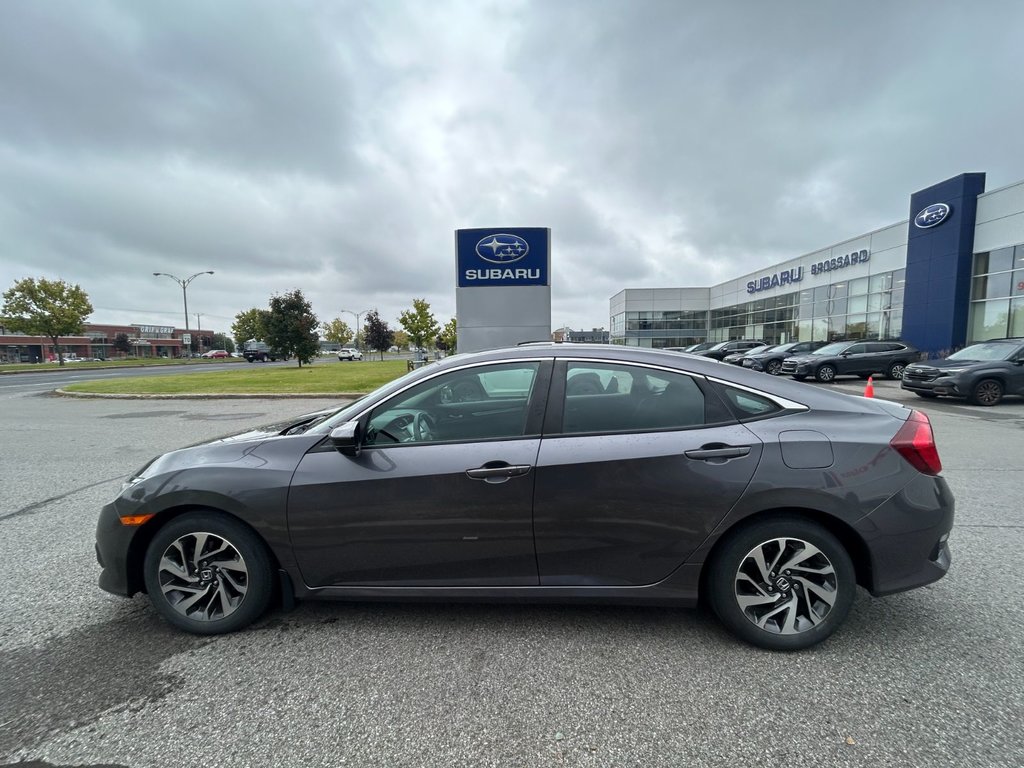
[475,233,530,264]
[914,203,951,229]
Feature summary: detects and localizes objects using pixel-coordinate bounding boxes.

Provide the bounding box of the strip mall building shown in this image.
[610,173,1024,355]
[0,323,213,363]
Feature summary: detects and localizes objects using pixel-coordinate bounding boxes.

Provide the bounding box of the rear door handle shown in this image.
[684,445,751,461]
[466,463,532,482]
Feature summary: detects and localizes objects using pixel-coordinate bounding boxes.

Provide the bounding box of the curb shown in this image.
[54,389,365,400]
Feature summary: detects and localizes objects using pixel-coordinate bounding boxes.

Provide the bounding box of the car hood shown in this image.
[908,358,989,371]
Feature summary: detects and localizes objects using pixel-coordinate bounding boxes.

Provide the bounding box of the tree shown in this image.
[1,277,93,366]
[392,329,409,350]
[113,332,132,357]
[265,289,320,367]
[231,308,271,347]
[211,333,235,353]
[363,310,394,361]
[436,317,457,353]
[321,318,353,347]
[398,298,440,353]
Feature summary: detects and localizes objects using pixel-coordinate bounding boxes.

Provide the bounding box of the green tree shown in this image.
[231,308,271,347]
[392,329,409,350]
[113,332,132,357]
[436,317,457,352]
[321,318,353,346]
[363,310,394,361]
[398,298,440,353]
[265,289,320,367]
[211,333,235,353]
[1,277,93,366]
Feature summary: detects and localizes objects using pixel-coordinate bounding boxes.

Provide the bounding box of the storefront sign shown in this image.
[810,249,870,276]
[746,267,803,294]
[132,324,174,335]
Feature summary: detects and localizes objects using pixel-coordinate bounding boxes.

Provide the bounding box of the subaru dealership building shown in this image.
[610,173,1024,355]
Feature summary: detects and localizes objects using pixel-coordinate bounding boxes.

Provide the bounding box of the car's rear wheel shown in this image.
[815,365,836,383]
[143,512,274,635]
[707,517,856,651]
[765,360,782,375]
[969,378,1004,406]
[887,362,906,380]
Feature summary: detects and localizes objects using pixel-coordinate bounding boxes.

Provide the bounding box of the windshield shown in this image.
[947,343,1018,361]
[709,341,731,351]
[306,361,445,434]
[749,345,776,355]
[771,342,797,353]
[811,342,850,355]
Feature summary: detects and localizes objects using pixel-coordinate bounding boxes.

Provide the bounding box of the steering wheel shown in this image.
[413,412,434,442]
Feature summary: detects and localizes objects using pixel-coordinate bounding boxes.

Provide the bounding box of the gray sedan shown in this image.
[97,343,953,650]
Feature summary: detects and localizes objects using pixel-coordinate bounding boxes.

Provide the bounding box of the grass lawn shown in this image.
[61,360,409,395]
[0,358,242,374]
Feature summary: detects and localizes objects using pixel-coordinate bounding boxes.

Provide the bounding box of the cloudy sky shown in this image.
[2,0,1023,337]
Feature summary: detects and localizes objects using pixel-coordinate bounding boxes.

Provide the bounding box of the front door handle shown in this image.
[684,445,751,461]
[466,462,532,482]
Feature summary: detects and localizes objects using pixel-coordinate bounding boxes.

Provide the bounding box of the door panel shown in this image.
[288,440,542,587]
[533,424,762,587]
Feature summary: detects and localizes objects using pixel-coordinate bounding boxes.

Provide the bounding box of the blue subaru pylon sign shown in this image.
[456,228,550,287]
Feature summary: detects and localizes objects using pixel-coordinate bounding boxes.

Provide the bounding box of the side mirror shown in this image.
[329,422,362,457]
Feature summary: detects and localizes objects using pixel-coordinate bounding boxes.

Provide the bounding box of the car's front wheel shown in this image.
[707,516,856,650]
[815,364,837,383]
[765,359,782,375]
[969,378,1004,406]
[143,511,274,635]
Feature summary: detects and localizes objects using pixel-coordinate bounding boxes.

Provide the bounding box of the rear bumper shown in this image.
[855,473,955,596]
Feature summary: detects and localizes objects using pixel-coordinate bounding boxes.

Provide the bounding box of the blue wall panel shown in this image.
[902,173,986,355]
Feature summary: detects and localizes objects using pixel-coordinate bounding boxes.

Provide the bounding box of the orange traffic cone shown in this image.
[864,375,875,398]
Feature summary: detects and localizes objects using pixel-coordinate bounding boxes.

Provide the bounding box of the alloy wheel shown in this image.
[733,537,838,635]
[156,531,250,622]
[888,363,906,380]
[816,365,836,382]
[971,379,1003,406]
[766,360,782,375]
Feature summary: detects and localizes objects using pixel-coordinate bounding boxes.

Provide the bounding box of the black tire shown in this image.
[969,378,1004,406]
[887,362,907,380]
[765,359,782,375]
[707,516,856,651]
[915,392,938,399]
[143,511,274,635]
[815,364,837,383]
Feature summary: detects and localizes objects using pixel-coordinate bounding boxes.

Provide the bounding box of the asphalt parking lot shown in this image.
[1,380,1022,767]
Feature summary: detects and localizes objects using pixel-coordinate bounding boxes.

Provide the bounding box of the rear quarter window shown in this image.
[718,386,782,419]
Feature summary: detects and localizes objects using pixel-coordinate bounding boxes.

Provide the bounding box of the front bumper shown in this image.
[96,500,145,597]
[901,375,964,397]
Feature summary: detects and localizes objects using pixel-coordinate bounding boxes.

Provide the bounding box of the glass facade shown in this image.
[708,268,905,344]
[610,310,708,347]
[968,245,1024,342]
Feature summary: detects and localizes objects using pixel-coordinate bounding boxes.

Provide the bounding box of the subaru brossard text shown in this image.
[97,344,953,651]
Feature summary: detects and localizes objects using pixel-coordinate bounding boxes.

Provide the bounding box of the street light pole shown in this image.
[340,308,373,351]
[154,271,214,358]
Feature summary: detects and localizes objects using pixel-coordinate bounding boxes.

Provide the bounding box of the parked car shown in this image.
[901,338,1024,406]
[781,340,919,382]
[337,348,363,361]
[96,343,952,651]
[200,349,230,359]
[743,341,829,375]
[723,345,778,366]
[697,340,768,361]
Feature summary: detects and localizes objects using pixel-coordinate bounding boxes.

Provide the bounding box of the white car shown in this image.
[337,348,363,361]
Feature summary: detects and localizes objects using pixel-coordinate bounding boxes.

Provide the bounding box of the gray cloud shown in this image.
[1,0,1023,336]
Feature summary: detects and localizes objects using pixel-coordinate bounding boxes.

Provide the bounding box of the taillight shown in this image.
[890,409,942,475]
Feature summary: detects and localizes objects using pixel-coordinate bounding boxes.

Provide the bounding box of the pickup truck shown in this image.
[241,340,287,363]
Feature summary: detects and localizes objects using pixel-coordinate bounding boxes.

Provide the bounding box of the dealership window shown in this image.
[969,246,1024,342]
[970,300,1010,342]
